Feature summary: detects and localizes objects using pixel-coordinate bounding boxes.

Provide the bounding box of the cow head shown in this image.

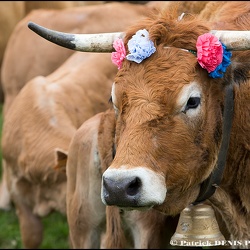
[28,10,250,216]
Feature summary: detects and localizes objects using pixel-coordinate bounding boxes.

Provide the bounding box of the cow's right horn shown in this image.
[28,21,125,53]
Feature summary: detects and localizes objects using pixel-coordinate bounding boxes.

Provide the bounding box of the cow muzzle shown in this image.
[101,166,167,209]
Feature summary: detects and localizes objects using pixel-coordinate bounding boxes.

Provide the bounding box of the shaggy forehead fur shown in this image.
[124,8,209,54]
[114,8,213,111]
[111,10,224,171]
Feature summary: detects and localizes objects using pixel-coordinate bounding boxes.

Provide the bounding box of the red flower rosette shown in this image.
[196,33,223,73]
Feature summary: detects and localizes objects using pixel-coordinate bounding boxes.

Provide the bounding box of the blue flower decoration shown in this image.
[209,43,232,79]
[126,29,156,63]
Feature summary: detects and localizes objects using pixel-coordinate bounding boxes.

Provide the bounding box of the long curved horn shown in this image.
[28,22,250,52]
[210,30,250,51]
[28,21,125,52]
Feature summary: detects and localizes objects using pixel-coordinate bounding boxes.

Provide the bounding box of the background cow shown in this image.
[1,52,118,249]
[1,1,150,116]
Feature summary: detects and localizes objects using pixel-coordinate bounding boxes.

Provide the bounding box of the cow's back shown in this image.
[1,2,151,115]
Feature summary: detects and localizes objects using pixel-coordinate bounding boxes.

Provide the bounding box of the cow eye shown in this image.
[185,97,200,111]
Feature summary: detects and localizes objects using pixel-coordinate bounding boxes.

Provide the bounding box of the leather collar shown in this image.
[193,84,234,205]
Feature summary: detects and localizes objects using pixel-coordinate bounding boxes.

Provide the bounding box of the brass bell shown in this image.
[170,203,226,247]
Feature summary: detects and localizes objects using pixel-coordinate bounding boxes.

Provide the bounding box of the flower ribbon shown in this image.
[193,33,232,78]
[111,30,232,79]
[111,29,156,69]
[111,38,126,70]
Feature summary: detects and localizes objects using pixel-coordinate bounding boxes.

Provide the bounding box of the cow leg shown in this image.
[66,153,106,249]
[66,112,112,248]
[67,194,106,249]
[12,177,43,249]
[0,161,11,210]
[14,199,43,249]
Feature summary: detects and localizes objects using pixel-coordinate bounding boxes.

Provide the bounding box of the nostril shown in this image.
[126,177,141,196]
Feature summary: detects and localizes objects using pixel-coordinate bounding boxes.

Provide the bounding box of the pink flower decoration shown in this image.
[196,33,223,73]
[111,38,126,69]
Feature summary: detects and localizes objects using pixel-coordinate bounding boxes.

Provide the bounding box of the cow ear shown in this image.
[231,53,250,85]
[54,148,68,173]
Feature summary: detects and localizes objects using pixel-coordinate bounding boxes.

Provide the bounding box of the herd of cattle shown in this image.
[0,1,249,249]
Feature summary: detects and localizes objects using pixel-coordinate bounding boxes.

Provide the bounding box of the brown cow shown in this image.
[0,1,104,103]
[1,1,150,116]
[64,108,179,248]
[1,52,117,249]
[28,1,250,248]
[101,2,250,246]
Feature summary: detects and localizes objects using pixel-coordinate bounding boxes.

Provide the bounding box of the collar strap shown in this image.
[193,84,234,205]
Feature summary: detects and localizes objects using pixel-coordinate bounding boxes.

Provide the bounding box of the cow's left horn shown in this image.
[28,21,125,52]
[210,30,250,51]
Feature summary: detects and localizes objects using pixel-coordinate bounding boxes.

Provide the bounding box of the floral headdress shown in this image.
[111,29,156,69]
[192,33,232,78]
[111,29,232,79]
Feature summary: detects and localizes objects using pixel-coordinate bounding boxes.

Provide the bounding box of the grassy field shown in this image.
[0,105,70,249]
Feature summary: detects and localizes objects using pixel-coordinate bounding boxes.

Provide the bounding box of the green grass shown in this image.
[0,104,70,249]
[0,209,22,249]
[0,209,70,249]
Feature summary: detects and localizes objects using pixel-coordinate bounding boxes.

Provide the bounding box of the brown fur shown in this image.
[24,1,104,14]
[1,2,151,116]
[0,1,25,103]
[146,1,209,15]
[200,1,250,29]
[101,1,250,247]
